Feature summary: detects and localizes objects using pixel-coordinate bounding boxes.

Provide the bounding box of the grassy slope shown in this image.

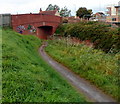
[0,28,2,103]
[2,28,86,102]
[45,39,119,101]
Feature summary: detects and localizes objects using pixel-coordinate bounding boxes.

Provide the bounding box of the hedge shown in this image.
[55,22,120,53]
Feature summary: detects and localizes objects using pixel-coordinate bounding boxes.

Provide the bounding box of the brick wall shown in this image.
[11,13,62,39]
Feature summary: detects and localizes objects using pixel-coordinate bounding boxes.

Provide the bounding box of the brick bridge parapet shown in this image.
[11,13,62,39]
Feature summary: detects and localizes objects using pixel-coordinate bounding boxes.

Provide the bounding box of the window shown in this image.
[118,8,120,15]
[112,18,116,21]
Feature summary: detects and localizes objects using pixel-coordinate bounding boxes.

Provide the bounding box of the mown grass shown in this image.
[45,38,120,101]
[2,28,86,102]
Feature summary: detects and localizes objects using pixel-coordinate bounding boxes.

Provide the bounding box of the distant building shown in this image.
[62,16,80,23]
[39,9,60,16]
[90,12,106,22]
[0,14,11,27]
[106,1,120,26]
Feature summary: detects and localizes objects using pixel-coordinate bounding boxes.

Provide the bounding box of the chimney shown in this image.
[39,8,42,13]
[118,1,120,6]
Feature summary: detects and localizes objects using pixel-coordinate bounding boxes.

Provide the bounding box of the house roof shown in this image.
[97,12,105,15]
[114,6,120,8]
[95,12,105,16]
[40,10,57,15]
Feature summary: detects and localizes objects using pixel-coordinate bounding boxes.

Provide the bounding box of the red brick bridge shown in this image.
[11,10,62,39]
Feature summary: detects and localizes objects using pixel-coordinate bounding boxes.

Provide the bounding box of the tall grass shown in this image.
[46,38,120,101]
[2,28,86,102]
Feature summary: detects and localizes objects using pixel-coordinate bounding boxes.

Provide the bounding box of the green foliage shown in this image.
[76,7,92,19]
[46,4,71,17]
[46,38,120,101]
[0,28,2,103]
[118,28,120,35]
[55,24,66,35]
[56,22,120,53]
[46,4,60,11]
[2,29,86,102]
[59,6,71,17]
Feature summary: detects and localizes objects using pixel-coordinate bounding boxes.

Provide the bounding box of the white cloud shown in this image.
[0,0,119,15]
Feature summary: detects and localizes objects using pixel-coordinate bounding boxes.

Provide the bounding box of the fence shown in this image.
[0,14,11,27]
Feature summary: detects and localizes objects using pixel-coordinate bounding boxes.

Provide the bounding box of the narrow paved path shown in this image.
[39,42,117,103]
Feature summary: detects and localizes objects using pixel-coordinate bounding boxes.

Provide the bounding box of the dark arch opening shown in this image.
[37,26,53,39]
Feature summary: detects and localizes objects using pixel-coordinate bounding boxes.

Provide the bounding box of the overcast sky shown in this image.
[0,0,119,15]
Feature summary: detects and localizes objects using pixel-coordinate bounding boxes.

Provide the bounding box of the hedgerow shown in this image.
[55,22,120,53]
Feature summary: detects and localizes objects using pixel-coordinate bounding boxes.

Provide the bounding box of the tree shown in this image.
[76,7,92,19]
[46,4,60,11]
[46,4,71,17]
[59,6,71,17]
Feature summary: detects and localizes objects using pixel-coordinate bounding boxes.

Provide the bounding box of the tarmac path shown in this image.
[39,42,117,103]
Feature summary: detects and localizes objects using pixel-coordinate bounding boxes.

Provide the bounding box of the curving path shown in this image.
[39,42,117,103]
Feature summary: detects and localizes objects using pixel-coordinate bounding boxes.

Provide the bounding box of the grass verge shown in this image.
[45,38,120,101]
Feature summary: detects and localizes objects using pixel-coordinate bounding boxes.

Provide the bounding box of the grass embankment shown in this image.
[0,28,2,103]
[2,28,86,102]
[45,38,120,101]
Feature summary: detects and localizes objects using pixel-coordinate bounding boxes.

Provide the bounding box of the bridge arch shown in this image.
[37,26,53,39]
